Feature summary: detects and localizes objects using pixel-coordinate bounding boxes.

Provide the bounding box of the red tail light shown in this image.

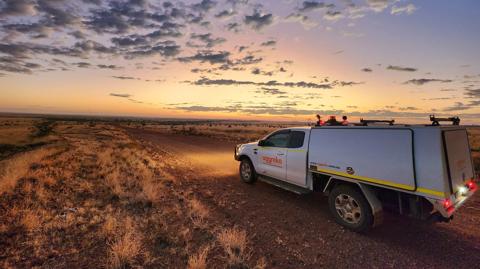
[443,199,451,209]
[467,181,476,190]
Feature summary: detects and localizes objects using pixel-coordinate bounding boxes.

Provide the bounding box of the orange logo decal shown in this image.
[262,156,283,167]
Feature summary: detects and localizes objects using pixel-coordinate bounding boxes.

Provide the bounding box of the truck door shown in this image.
[257,130,289,181]
[286,130,308,186]
[443,129,475,194]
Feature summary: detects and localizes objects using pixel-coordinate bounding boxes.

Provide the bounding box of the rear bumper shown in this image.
[434,186,477,218]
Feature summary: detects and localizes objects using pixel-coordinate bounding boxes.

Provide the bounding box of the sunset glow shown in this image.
[1,0,479,123]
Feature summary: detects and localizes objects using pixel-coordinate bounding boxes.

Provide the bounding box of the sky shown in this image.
[0,0,480,123]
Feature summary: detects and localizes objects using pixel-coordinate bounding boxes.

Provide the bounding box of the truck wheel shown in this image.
[328,185,373,232]
[239,158,257,183]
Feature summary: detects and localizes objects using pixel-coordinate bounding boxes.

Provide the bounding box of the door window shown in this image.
[288,131,305,148]
[263,131,290,147]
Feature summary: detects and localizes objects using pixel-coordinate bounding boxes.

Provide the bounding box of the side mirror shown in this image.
[258,140,266,146]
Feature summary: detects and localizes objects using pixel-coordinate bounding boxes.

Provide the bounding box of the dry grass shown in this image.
[141,180,162,203]
[0,118,38,144]
[189,198,209,228]
[254,257,267,269]
[21,208,42,232]
[105,168,124,197]
[0,223,7,233]
[97,148,114,167]
[187,245,210,269]
[0,147,55,195]
[217,227,249,266]
[35,184,49,204]
[103,215,118,237]
[127,121,283,143]
[108,218,143,269]
[0,120,182,267]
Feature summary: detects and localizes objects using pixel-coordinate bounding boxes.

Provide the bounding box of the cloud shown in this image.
[178,50,230,64]
[256,87,287,95]
[74,62,91,68]
[398,106,418,111]
[251,67,273,76]
[233,55,263,65]
[175,103,343,116]
[0,55,43,74]
[425,97,454,101]
[387,65,417,72]
[2,22,52,39]
[81,0,102,5]
[37,0,80,27]
[366,0,390,12]
[110,93,132,98]
[238,45,248,52]
[111,23,183,47]
[112,76,137,80]
[284,12,318,29]
[215,9,236,18]
[443,102,472,112]
[244,10,274,30]
[0,40,118,65]
[391,4,417,15]
[403,78,453,85]
[188,77,361,89]
[261,40,276,47]
[324,10,343,21]
[361,68,373,72]
[125,41,181,58]
[338,81,363,86]
[87,9,130,34]
[185,54,263,73]
[298,1,334,12]
[465,88,480,99]
[192,0,217,13]
[0,63,33,74]
[0,0,36,17]
[226,22,241,32]
[98,64,121,70]
[190,33,226,48]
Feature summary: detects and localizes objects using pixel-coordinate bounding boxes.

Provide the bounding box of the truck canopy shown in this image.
[308,126,475,199]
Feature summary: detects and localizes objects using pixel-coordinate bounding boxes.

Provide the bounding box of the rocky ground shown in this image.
[0,121,479,268]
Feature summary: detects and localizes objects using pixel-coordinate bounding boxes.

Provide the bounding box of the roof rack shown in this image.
[359,118,395,126]
[429,115,460,126]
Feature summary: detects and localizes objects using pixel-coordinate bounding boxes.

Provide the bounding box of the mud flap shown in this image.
[358,183,384,227]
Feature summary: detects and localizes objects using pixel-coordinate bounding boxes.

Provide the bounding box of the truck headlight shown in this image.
[235,144,241,156]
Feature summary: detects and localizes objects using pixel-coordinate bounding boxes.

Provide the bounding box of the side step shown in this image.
[259,176,311,195]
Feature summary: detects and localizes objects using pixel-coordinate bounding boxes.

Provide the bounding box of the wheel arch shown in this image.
[238,154,251,162]
[324,177,383,227]
[238,154,258,170]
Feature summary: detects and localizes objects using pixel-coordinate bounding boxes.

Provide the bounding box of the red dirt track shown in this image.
[127,128,480,268]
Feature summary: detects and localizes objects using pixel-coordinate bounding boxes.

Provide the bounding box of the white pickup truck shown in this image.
[234,124,477,232]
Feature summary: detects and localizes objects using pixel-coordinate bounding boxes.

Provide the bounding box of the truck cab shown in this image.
[236,127,311,187]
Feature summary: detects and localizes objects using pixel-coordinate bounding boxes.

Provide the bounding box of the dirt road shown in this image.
[128,128,480,269]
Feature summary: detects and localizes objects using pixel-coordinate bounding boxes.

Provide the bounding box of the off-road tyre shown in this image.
[328,184,373,232]
[239,158,257,183]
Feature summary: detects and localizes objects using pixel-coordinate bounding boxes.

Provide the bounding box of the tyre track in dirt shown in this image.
[126,127,480,269]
